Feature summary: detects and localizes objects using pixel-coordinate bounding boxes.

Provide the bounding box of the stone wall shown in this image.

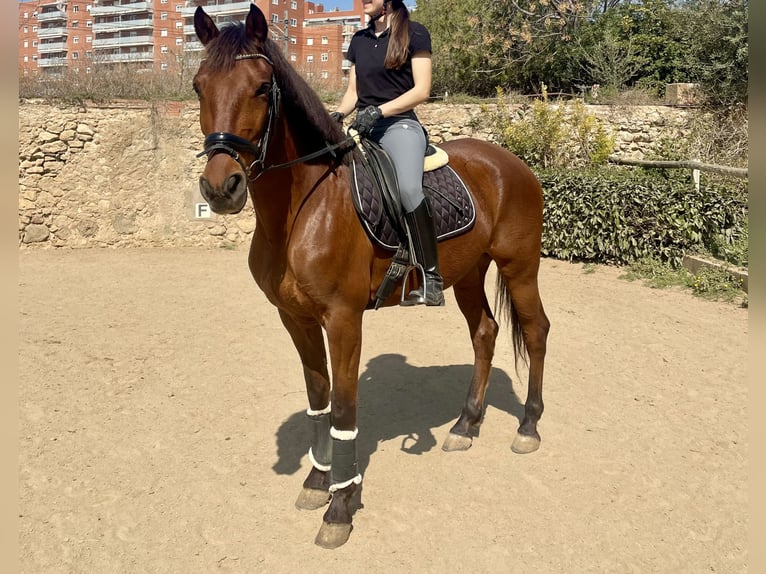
[18,100,699,249]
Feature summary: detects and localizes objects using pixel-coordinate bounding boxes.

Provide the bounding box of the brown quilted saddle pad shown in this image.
[350,159,476,251]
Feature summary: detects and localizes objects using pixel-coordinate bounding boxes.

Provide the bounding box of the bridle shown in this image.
[196,52,353,182]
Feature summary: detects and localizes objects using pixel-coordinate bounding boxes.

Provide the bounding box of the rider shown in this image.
[331,0,444,307]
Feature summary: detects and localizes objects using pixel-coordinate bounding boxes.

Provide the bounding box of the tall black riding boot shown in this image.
[401,198,445,307]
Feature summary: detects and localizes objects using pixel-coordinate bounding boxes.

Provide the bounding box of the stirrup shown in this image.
[400,265,444,307]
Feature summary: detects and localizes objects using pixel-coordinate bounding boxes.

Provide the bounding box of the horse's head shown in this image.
[193,5,278,214]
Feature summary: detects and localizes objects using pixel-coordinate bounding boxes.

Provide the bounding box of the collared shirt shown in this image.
[347,20,431,110]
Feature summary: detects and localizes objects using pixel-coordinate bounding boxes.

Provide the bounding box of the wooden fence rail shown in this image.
[608,156,748,179]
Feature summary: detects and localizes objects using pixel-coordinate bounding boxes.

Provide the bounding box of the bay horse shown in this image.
[192,4,549,549]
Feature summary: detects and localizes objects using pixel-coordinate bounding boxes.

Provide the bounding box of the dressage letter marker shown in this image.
[195,203,211,219]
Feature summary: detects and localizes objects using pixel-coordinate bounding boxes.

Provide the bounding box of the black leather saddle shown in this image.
[348,139,476,308]
[349,139,476,251]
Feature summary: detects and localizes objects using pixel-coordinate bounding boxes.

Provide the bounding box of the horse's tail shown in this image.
[494,272,529,373]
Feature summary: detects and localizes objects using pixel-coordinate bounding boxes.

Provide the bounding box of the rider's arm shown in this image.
[378,52,432,118]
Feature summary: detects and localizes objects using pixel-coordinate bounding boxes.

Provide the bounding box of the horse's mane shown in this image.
[204,21,349,159]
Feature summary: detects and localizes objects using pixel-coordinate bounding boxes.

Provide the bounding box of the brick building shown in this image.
[18,0,366,89]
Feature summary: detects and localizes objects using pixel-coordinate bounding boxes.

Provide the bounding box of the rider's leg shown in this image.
[375,118,444,307]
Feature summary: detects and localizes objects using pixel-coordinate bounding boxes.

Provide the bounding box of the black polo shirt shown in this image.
[347,20,431,110]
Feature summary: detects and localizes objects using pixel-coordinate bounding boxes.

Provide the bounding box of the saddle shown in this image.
[349,138,476,308]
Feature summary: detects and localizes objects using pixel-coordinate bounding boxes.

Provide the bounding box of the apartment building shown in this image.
[19,0,367,89]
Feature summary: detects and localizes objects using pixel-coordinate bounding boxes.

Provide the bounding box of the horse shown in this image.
[192,4,550,549]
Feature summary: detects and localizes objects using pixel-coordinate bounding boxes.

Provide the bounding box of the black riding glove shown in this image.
[351,105,383,136]
[330,111,345,123]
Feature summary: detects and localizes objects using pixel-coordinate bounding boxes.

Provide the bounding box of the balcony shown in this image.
[93,18,154,33]
[37,26,68,39]
[36,10,67,23]
[37,57,68,68]
[93,35,154,48]
[91,51,154,63]
[37,42,68,53]
[179,1,252,17]
[90,2,151,16]
[184,40,203,52]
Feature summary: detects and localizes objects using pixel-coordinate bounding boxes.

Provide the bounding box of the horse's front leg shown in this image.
[277,310,333,510]
[315,309,364,549]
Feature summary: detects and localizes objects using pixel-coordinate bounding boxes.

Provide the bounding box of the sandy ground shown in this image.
[18,247,748,573]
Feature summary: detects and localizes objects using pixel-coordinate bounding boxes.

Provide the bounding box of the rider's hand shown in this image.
[351,106,383,136]
[330,111,345,123]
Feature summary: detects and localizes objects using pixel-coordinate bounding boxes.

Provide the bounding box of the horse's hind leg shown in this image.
[496,261,550,454]
[443,257,499,451]
[277,310,333,510]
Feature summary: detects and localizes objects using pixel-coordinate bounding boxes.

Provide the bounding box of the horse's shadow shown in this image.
[272,353,525,476]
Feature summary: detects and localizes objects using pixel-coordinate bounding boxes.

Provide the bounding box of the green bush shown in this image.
[538,167,748,266]
[489,92,615,169]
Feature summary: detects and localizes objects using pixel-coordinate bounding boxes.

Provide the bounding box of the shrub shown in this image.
[489,90,615,169]
[538,167,747,266]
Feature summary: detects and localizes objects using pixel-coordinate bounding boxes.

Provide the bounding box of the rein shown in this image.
[196,52,353,182]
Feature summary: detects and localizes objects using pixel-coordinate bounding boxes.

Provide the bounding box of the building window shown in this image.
[176,5,182,12]
[32,40,37,47]
[321,71,329,79]
[307,55,313,63]
[72,21,79,28]
[87,21,92,27]
[72,52,79,59]
[176,38,183,45]
[161,63,169,70]
[272,0,278,4]
[307,38,313,45]
[73,5,79,12]
[322,36,328,44]
[289,18,297,27]
[290,54,296,62]
[24,41,28,48]
[73,37,79,44]
[271,14,278,23]
[24,55,29,62]
[161,46,168,53]
[321,53,328,62]
[86,51,92,58]
[175,21,182,28]
[161,29,168,37]
[86,36,92,43]
[291,1,297,8]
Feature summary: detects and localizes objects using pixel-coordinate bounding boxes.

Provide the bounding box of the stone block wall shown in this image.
[18,99,699,249]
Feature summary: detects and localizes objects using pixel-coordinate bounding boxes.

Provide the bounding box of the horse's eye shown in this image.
[255,83,271,97]
[192,82,201,98]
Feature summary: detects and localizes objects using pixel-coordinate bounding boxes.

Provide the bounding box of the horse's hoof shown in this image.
[295,488,330,511]
[511,433,540,454]
[314,522,353,549]
[442,432,473,451]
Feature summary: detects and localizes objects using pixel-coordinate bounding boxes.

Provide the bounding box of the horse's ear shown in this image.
[245,3,269,44]
[194,6,219,46]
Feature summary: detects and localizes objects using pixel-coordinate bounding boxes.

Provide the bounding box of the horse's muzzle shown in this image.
[198,159,249,214]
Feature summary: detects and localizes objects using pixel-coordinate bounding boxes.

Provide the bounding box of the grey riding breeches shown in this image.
[368,116,428,213]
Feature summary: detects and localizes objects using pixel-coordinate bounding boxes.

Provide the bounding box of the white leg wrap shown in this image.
[307,403,331,416]
[308,447,332,472]
[328,474,362,493]
[330,426,358,440]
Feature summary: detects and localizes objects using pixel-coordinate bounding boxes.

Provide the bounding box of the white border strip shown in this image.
[330,426,358,440]
[306,403,331,416]
[329,474,362,492]
[308,448,332,472]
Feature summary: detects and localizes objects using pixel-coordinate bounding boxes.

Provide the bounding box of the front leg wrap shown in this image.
[307,405,333,472]
[329,427,361,492]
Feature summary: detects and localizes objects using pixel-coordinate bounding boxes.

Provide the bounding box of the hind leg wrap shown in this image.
[329,427,361,492]
[307,405,332,472]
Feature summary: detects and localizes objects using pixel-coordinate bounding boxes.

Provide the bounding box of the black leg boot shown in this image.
[401,198,445,307]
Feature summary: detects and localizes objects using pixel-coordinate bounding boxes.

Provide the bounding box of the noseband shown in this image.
[196,53,281,181]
